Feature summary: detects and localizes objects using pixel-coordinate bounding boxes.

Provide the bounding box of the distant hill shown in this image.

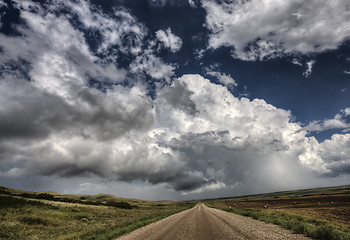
[200,185,350,201]
[0,185,175,208]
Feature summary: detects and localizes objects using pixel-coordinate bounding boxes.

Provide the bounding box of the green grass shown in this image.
[207,204,350,240]
[0,192,195,240]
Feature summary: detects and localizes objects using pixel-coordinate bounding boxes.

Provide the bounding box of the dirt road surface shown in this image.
[117,203,311,240]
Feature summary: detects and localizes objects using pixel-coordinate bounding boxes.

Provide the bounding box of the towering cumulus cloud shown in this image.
[1,68,347,196]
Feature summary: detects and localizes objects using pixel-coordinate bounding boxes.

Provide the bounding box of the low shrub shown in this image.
[36,193,56,201]
[0,195,45,209]
[0,188,11,195]
[105,201,133,209]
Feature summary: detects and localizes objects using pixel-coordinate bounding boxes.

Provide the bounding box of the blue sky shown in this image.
[0,0,349,200]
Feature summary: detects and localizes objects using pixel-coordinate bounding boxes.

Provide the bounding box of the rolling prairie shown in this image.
[0,186,194,240]
[1,185,349,240]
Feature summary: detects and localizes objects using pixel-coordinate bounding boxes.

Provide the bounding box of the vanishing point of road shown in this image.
[117,203,310,240]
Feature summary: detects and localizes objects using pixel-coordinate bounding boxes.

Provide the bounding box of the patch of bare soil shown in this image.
[217,194,350,226]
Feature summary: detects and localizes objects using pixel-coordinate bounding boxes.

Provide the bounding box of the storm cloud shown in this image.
[0,0,349,200]
[1,71,348,195]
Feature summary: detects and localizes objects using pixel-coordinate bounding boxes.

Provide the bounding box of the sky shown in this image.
[0,0,349,201]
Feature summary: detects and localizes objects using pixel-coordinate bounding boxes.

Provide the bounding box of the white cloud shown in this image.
[63,0,146,58]
[0,1,127,83]
[303,60,315,78]
[306,108,350,132]
[344,108,350,116]
[148,0,197,8]
[318,134,350,176]
[148,0,168,7]
[156,28,183,52]
[205,70,238,87]
[292,58,302,66]
[59,0,176,82]
[1,0,176,83]
[298,136,330,173]
[344,58,350,74]
[130,47,176,82]
[195,49,206,59]
[151,74,347,193]
[202,0,350,61]
[188,0,196,8]
[0,0,6,7]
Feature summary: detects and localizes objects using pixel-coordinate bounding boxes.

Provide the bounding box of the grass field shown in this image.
[205,185,350,240]
[0,186,195,240]
[1,185,349,240]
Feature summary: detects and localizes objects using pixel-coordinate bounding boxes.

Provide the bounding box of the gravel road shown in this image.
[117,203,311,240]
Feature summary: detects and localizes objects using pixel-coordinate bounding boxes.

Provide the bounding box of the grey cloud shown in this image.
[172,174,213,191]
[0,75,153,142]
[167,121,289,155]
[64,46,127,83]
[115,149,185,184]
[0,76,72,140]
[159,81,197,115]
[322,164,350,177]
[167,142,299,195]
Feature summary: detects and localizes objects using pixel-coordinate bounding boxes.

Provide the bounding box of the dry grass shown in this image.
[0,187,195,240]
